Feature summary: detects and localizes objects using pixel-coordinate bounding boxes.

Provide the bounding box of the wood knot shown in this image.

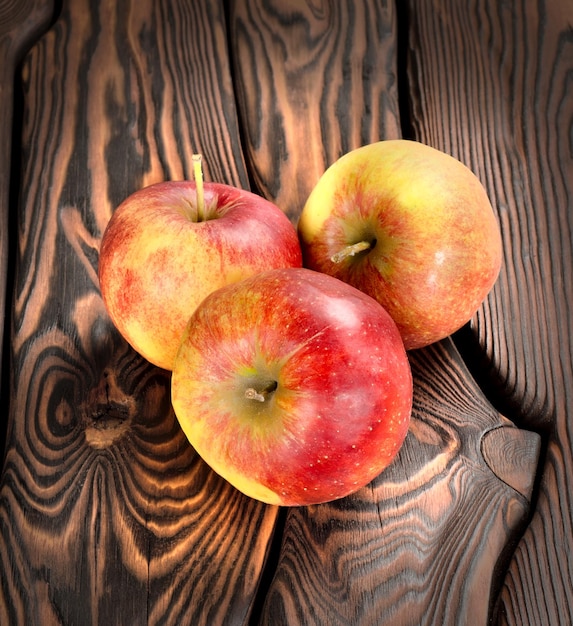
[90,401,131,430]
[481,424,541,499]
[83,370,134,448]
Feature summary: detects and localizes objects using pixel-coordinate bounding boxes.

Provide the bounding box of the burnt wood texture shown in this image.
[402,2,573,623]
[0,1,277,624]
[0,0,570,625]
[0,0,54,418]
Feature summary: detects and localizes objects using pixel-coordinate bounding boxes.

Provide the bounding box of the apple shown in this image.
[98,156,302,370]
[171,266,412,506]
[297,140,503,350]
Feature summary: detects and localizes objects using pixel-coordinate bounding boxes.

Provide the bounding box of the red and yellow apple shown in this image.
[171,267,412,506]
[297,140,503,350]
[98,163,302,370]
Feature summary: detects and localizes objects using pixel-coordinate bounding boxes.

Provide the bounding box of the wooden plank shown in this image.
[403,0,573,622]
[229,0,401,221]
[0,0,54,438]
[229,1,541,623]
[0,0,277,623]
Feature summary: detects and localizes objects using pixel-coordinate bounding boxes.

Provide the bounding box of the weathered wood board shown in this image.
[0,1,277,624]
[0,0,54,418]
[401,1,573,622]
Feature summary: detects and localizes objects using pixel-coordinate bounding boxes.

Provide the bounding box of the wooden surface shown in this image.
[0,0,570,624]
[0,0,54,410]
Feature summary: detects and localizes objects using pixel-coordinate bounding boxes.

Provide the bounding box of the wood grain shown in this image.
[229,0,400,220]
[0,0,54,435]
[229,2,541,623]
[0,0,277,623]
[403,0,573,622]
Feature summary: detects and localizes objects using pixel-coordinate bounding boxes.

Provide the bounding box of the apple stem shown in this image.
[245,388,266,402]
[330,240,372,263]
[244,380,278,403]
[192,153,205,222]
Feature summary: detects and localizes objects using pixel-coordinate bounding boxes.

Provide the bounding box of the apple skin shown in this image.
[171,267,412,506]
[297,140,503,350]
[98,181,302,370]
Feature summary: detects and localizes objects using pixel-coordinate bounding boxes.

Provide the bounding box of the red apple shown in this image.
[171,267,412,506]
[297,140,503,350]
[98,159,302,370]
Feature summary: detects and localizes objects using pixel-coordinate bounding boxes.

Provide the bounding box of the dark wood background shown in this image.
[0,0,571,624]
